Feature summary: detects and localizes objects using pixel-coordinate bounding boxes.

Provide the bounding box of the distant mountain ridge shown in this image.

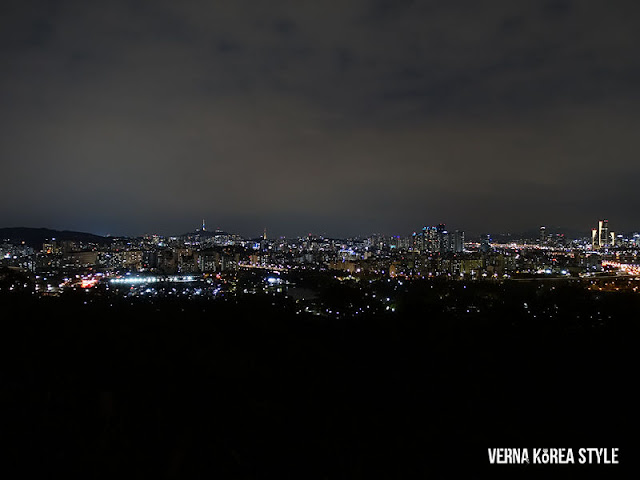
[0,227,106,248]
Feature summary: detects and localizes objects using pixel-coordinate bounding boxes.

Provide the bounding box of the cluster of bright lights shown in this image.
[602,261,640,276]
[239,262,288,272]
[81,279,98,288]
[110,275,196,284]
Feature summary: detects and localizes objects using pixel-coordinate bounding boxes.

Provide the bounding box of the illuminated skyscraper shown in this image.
[598,220,604,248]
[594,219,611,249]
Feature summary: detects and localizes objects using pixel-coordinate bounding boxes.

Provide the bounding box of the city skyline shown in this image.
[3,215,638,298]
[1,217,636,242]
[2,2,640,238]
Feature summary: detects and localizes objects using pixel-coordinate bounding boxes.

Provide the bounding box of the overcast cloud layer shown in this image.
[1,0,639,237]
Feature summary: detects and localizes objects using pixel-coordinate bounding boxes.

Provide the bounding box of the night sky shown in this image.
[2,1,639,238]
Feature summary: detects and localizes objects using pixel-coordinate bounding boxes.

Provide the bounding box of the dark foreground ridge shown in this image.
[1,280,636,478]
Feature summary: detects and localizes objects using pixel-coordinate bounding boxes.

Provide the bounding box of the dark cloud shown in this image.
[1,0,639,237]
